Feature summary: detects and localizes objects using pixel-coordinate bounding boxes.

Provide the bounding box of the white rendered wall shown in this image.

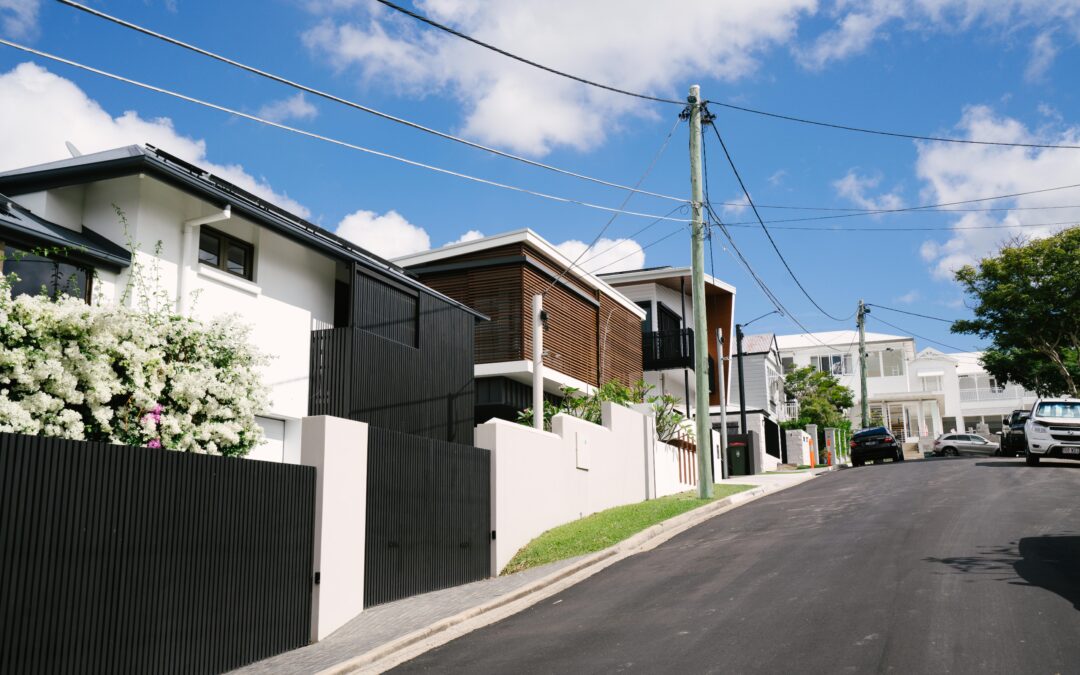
[786,430,813,466]
[301,416,368,642]
[479,401,658,574]
[45,176,338,459]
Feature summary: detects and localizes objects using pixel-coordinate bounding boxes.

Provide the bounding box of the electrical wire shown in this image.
[722,202,1080,214]
[55,0,688,204]
[575,203,688,269]
[725,183,1080,226]
[867,304,957,324]
[707,120,854,323]
[590,226,686,274]
[372,0,1080,151]
[722,219,1080,232]
[869,315,975,353]
[0,39,690,225]
[542,117,682,294]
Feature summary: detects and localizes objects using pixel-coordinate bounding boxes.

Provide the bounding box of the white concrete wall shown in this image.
[653,439,698,498]
[786,430,813,466]
[479,401,658,573]
[302,416,368,642]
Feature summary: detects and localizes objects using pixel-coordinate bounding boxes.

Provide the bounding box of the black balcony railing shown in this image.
[642,328,695,371]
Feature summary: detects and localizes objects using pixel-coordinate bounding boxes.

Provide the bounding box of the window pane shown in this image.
[226,242,249,277]
[866,352,882,377]
[198,230,220,266]
[3,246,89,301]
[882,349,904,377]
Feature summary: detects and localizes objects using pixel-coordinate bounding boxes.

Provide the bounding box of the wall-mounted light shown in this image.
[539,309,549,331]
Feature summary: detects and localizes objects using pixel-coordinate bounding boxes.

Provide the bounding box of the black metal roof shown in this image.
[0,194,131,272]
[0,145,487,319]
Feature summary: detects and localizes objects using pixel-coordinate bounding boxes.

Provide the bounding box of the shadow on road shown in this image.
[925,536,1080,611]
[974,460,1080,469]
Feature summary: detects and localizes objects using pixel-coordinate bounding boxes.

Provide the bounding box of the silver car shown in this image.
[932,433,1000,457]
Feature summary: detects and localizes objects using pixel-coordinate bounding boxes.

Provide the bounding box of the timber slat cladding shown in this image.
[522,265,598,386]
[600,291,644,386]
[424,267,524,364]
[0,433,315,675]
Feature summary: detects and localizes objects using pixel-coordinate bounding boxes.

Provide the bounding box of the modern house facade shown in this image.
[776,330,1037,445]
[396,229,646,423]
[597,266,736,420]
[0,144,484,457]
[728,332,790,460]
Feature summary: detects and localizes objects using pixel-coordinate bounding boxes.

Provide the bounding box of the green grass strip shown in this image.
[501,484,754,575]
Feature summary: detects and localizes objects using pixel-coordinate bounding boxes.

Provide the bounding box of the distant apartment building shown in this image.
[776,330,1037,443]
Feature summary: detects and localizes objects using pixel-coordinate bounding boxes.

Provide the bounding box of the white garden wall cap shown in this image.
[0,145,489,322]
[393,228,646,319]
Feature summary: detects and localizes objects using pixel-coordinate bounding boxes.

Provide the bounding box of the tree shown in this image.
[952,228,1080,396]
[782,366,855,430]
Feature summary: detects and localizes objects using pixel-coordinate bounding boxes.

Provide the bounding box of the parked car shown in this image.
[850,426,904,467]
[1024,398,1080,466]
[931,433,1000,457]
[1000,409,1030,457]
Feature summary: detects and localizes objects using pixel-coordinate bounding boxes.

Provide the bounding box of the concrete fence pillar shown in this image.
[301,415,368,642]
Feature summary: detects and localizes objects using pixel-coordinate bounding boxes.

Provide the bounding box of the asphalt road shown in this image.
[391,457,1080,675]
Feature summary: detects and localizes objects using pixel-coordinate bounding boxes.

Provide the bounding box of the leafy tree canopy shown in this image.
[952,228,1080,396]
[782,366,855,430]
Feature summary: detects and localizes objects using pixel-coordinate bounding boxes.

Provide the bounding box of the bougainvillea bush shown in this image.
[0,285,269,456]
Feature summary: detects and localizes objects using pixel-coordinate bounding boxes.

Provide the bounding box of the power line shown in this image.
[575,203,688,269]
[869,315,974,353]
[56,0,688,204]
[373,0,1080,151]
[544,117,681,294]
[867,304,957,323]
[706,119,854,323]
[590,225,686,274]
[723,202,1080,214]
[371,0,684,105]
[0,39,690,225]
[726,183,1080,226]
[723,219,1080,232]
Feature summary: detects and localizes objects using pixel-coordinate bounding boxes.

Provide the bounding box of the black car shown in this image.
[1000,409,1030,457]
[850,426,905,467]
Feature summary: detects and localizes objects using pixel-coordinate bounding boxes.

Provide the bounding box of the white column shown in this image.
[302,415,368,642]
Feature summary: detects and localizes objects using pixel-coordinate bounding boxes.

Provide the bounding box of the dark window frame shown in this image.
[0,241,94,303]
[198,226,254,281]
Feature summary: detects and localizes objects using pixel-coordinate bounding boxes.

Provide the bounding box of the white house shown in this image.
[0,144,483,461]
[728,332,789,462]
[776,330,1037,445]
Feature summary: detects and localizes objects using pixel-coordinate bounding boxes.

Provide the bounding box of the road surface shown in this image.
[392,457,1080,674]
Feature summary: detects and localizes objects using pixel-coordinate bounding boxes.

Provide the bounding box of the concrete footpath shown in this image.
[233,469,830,675]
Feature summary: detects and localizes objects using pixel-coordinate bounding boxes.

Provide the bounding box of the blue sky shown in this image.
[2,0,1080,350]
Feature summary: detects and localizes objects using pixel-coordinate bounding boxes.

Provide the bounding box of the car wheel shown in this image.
[853,459,863,467]
[994,447,1002,457]
[895,450,905,462]
[943,446,956,457]
[1025,453,1040,466]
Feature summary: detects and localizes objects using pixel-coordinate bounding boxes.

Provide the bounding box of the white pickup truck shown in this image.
[1024,398,1080,465]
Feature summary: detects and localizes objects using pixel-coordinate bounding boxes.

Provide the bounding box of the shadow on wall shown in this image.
[924,535,1080,611]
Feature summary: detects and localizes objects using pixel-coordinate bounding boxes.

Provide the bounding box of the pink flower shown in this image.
[147,439,162,449]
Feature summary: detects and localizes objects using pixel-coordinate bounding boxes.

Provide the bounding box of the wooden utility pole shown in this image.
[857,299,869,429]
[687,84,713,499]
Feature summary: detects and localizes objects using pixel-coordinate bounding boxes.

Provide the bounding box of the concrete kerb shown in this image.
[317,473,821,675]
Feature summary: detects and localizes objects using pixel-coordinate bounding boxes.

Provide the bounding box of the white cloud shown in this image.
[0,0,39,39]
[337,208,430,258]
[833,170,904,211]
[302,0,816,156]
[256,92,318,123]
[767,169,788,187]
[447,229,485,245]
[896,290,920,304]
[915,104,1080,280]
[721,193,750,218]
[554,237,645,274]
[798,1,1080,70]
[1025,31,1058,82]
[0,62,310,216]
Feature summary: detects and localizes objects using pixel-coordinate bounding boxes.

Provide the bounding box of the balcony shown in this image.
[959,386,1033,402]
[642,328,694,371]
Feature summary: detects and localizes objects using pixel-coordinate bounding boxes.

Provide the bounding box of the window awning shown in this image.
[0,196,130,272]
[916,371,944,378]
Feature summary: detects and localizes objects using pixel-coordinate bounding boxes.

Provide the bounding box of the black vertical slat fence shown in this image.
[0,433,316,675]
[364,427,490,607]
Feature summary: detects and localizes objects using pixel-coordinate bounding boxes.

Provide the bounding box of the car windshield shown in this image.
[1036,401,1080,418]
[855,427,889,438]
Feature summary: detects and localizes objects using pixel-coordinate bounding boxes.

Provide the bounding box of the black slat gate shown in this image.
[0,432,316,674]
[365,427,491,607]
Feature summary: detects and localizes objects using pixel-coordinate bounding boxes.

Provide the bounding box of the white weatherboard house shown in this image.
[776,330,1037,444]
[0,144,480,461]
[727,332,791,463]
